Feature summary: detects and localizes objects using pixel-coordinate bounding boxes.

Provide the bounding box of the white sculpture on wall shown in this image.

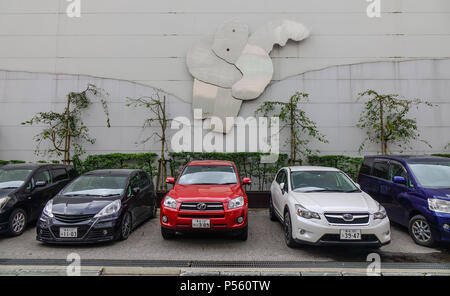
[187,19,310,133]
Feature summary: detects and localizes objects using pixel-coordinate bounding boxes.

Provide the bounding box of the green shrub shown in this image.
[169,152,289,191]
[307,155,363,181]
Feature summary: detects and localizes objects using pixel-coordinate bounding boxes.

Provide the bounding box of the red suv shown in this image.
[160,160,251,240]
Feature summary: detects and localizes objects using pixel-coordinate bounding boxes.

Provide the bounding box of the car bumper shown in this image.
[432,213,450,243]
[36,215,121,244]
[291,215,391,247]
[160,206,248,232]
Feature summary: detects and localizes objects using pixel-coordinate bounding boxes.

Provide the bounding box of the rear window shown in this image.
[373,161,389,180]
[51,168,68,182]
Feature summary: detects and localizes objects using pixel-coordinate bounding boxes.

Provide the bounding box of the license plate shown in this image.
[192,219,210,229]
[60,227,78,238]
[340,229,361,240]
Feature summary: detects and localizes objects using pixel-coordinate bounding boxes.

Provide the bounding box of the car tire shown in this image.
[8,208,27,237]
[409,215,436,247]
[161,226,176,240]
[235,225,248,241]
[283,210,297,248]
[149,197,157,219]
[119,212,132,241]
[269,195,277,222]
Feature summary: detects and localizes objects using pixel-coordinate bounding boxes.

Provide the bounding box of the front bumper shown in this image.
[160,205,248,232]
[291,214,391,247]
[432,212,450,243]
[36,215,121,244]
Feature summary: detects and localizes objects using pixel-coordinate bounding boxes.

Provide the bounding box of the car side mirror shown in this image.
[35,181,47,187]
[166,177,175,184]
[243,177,251,185]
[279,182,285,192]
[133,187,141,195]
[393,176,406,185]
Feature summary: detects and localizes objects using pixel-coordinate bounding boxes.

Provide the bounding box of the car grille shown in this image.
[180,202,224,211]
[178,214,225,218]
[53,213,95,223]
[324,213,370,225]
[38,228,53,239]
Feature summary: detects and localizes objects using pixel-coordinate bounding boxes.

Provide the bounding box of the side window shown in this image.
[34,170,51,185]
[360,158,373,175]
[275,170,284,184]
[139,173,150,189]
[51,168,68,182]
[389,162,413,187]
[373,160,389,180]
[67,168,78,179]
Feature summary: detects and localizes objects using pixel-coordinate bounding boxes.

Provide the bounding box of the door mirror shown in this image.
[133,187,141,195]
[166,177,175,184]
[35,181,47,187]
[279,183,285,192]
[393,176,406,184]
[242,177,251,185]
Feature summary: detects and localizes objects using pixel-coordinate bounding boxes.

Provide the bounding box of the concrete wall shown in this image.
[0,0,450,161]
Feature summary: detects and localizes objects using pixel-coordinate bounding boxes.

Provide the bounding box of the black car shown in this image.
[36,169,157,243]
[0,164,76,236]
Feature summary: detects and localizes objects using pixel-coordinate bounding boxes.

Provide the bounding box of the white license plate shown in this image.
[192,219,210,229]
[60,227,78,238]
[340,229,361,240]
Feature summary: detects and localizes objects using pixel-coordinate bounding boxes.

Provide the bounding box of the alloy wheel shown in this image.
[121,213,131,239]
[411,220,432,243]
[12,212,26,234]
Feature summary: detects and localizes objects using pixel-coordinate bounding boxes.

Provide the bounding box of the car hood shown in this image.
[52,195,120,216]
[424,188,450,200]
[290,191,379,213]
[168,184,243,202]
[0,187,18,197]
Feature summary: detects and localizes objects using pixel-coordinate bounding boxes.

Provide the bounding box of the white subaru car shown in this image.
[270,166,391,248]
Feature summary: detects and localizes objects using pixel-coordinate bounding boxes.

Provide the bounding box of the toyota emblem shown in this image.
[196,202,207,210]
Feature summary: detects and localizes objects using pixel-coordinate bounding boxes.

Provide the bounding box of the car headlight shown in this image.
[295,204,320,220]
[43,199,53,218]
[94,199,121,218]
[373,204,387,220]
[228,196,244,209]
[0,196,11,211]
[163,196,177,209]
[428,198,450,214]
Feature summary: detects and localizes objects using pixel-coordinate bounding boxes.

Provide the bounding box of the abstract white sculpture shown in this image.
[187,19,310,133]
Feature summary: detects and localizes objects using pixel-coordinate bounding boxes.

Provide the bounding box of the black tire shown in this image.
[119,212,132,241]
[149,197,157,219]
[409,215,436,247]
[269,195,277,221]
[283,210,297,248]
[161,226,176,240]
[8,208,27,237]
[235,225,248,241]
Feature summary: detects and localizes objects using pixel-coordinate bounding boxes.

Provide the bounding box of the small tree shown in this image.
[357,90,434,154]
[22,84,110,164]
[255,92,327,165]
[127,93,170,192]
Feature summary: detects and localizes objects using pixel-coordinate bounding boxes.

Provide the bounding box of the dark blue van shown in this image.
[357,155,450,247]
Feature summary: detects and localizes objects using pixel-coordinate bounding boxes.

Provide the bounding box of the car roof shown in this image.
[1,163,72,170]
[84,169,139,176]
[188,160,235,166]
[287,166,341,172]
[363,155,450,163]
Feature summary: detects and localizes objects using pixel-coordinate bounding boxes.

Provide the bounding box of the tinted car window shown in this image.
[35,170,51,184]
[360,158,373,175]
[139,172,150,189]
[373,161,389,180]
[276,170,286,184]
[389,162,408,181]
[51,168,68,182]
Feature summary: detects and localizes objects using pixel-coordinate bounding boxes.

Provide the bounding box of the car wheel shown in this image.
[283,211,297,248]
[409,215,436,247]
[161,226,176,240]
[119,212,132,241]
[269,195,277,222]
[149,197,157,219]
[235,225,248,241]
[8,208,27,236]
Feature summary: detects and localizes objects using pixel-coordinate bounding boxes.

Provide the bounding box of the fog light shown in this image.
[237,216,244,224]
[299,229,306,235]
[162,216,168,223]
[443,224,450,230]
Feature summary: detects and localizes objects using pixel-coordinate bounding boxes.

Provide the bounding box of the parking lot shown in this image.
[0,209,449,264]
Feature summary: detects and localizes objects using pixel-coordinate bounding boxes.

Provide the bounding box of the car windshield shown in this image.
[291,171,359,192]
[409,162,450,189]
[62,175,127,196]
[178,165,238,185]
[0,169,32,189]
